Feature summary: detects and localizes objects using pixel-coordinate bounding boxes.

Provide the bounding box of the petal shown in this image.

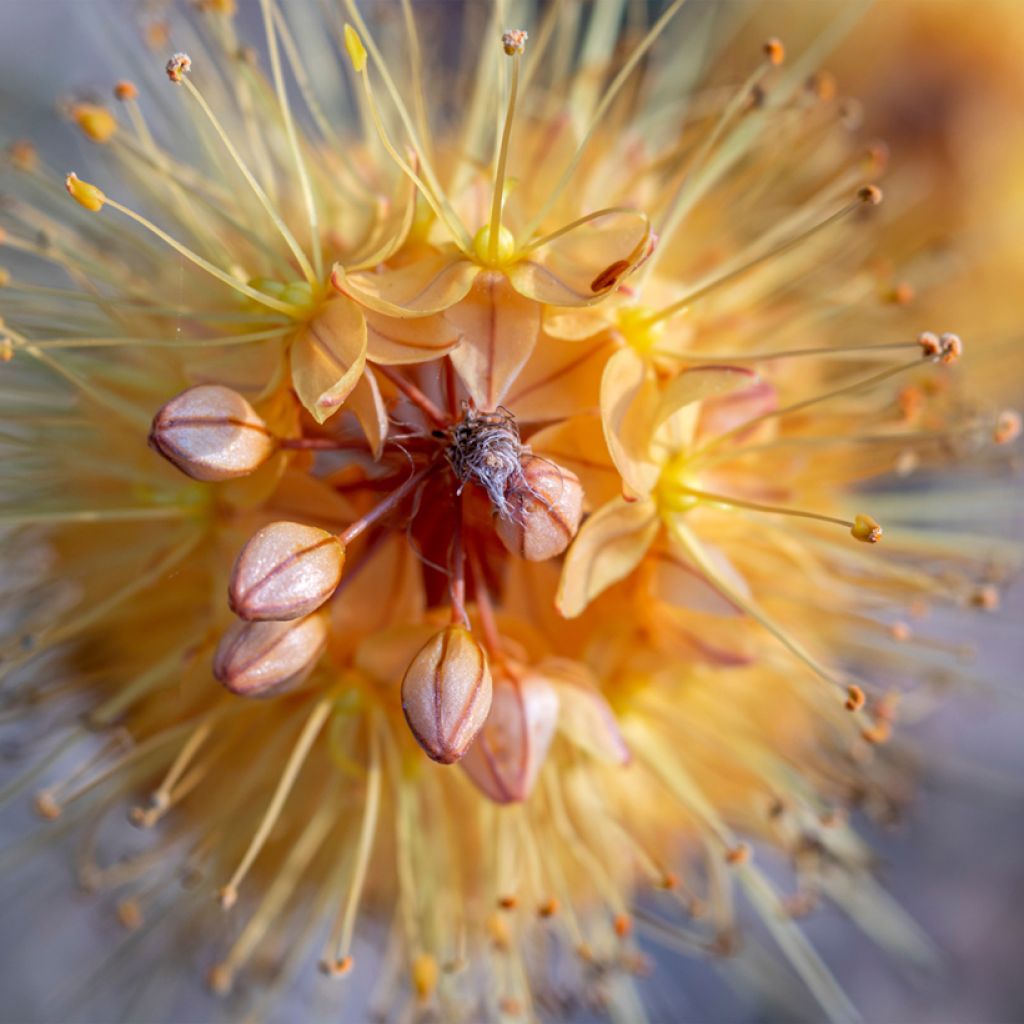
[332,245,479,317]
[652,365,760,451]
[600,346,661,498]
[290,297,367,424]
[447,271,541,411]
[543,307,610,341]
[505,331,612,423]
[537,658,630,765]
[556,496,659,618]
[649,540,750,617]
[346,367,389,459]
[507,209,651,307]
[365,308,459,365]
[344,172,418,271]
[696,379,779,443]
[460,668,560,803]
[528,414,620,511]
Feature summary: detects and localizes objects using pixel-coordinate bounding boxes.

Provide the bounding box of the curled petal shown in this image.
[346,368,388,459]
[556,496,659,618]
[537,658,630,765]
[600,346,661,498]
[507,209,651,307]
[653,365,759,451]
[460,668,560,803]
[332,246,479,317]
[447,272,541,411]
[365,309,459,365]
[290,298,367,424]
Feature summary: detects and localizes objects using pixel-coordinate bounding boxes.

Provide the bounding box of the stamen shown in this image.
[218,697,331,909]
[487,32,526,263]
[653,339,921,364]
[644,186,883,328]
[376,365,449,426]
[131,718,215,827]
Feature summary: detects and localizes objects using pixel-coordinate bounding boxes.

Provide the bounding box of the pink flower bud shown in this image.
[460,667,560,803]
[229,522,344,621]
[496,457,583,561]
[213,612,328,697]
[401,626,492,764]
[149,384,275,482]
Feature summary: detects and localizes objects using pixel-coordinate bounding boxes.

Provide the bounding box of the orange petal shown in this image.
[653,365,759,451]
[696,379,778,443]
[649,541,750,617]
[290,297,367,424]
[600,346,661,498]
[447,271,541,411]
[556,496,659,618]
[506,330,612,423]
[507,209,651,307]
[346,367,388,459]
[542,307,610,341]
[460,667,560,803]
[365,308,459,365]
[332,246,479,317]
[528,414,620,511]
[537,658,630,765]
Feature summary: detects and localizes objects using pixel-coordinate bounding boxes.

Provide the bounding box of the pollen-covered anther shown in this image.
[496,457,584,561]
[412,954,439,1002]
[614,913,633,938]
[148,384,275,482]
[970,584,1000,611]
[116,899,143,932]
[502,29,528,56]
[229,522,344,621]
[64,172,106,212]
[537,898,559,918]
[889,621,911,642]
[34,790,61,820]
[858,184,883,206]
[938,332,963,364]
[725,843,751,866]
[166,52,192,84]
[763,37,785,65]
[851,513,882,544]
[845,684,866,712]
[213,613,328,698]
[8,139,37,172]
[994,410,1022,445]
[319,955,354,977]
[114,80,138,102]
[71,103,117,143]
[888,282,915,305]
[401,626,493,764]
[806,70,837,102]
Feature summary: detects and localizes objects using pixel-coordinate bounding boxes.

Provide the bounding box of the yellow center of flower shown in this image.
[248,276,319,315]
[472,224,516,268]
[616,305,665,355]
[656,454,700,514]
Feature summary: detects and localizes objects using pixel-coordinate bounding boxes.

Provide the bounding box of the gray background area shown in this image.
[1,2,1022,1022]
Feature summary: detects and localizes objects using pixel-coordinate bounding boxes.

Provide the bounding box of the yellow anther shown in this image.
[344,25,367,73]
[472,223,516,267]
[72,103,117,143]
[850,513,882,544]
[412,953,439,1001]
[763,38,785,66]
[114,80,138,102]
[845,684,865,712]
[65,172,106,212]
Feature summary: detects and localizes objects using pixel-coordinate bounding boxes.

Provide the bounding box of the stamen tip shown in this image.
[343,25,367,72]
[763,38,785,66]
[65,172,106,212]
[114,80,138,102]
[845,684,866,712]
[166,52,192,84]
[502,29,528,56]
[994,409,1022,445]
[858,184,883,206]
[851,513,882,544]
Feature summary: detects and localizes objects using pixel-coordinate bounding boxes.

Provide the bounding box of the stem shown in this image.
[338,462,437,546]
[377,364,450,426]
[449,490,469,627]
[466,539,502,656]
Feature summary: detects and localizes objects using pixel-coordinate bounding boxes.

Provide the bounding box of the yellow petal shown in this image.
[556,495,659,618]
[365,308,458,365]
[332,246,479,317]
[649,539,750,617]
[506,330,612,423]
[507,209,651,307]
[289,297,367,424]
[653,365,759,452]
[543,306,610,341]
[695,379,778,443]
[447,271,541,411]
[600,346,661,498]
[346,366,388,459]
[528,414,620,511]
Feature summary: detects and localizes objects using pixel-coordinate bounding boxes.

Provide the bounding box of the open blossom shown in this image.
[0,2,1020,1021]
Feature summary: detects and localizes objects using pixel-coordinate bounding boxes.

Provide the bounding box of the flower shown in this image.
[0,2,1019,1021]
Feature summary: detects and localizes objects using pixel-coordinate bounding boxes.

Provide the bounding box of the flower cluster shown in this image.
[0,2,1019,1020]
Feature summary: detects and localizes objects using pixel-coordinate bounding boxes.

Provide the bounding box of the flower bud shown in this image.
[229,521,344,621]
[213,612,328,697]
[495,457,583,561]
[149,384,275,482]
[401,626,492,764]
[461,668,559,804]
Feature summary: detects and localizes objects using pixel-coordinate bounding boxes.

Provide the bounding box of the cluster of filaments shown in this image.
[2,1,1022,1016]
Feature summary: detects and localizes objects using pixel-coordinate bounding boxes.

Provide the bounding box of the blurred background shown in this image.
[1,2,1021,1021]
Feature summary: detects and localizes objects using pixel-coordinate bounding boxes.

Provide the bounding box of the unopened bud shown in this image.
[166,52,192,84]
[229,522,344,621]
[851,513,882,544]
[461,667,559,803]
[495,457,583,561]
[149,384,275,481]
[72,103,117,143]
[213,612,328,697]
[65,172,106,212]
[401,626,492,764]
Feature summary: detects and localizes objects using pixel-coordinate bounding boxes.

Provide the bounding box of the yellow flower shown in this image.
[0,2,1019,1020]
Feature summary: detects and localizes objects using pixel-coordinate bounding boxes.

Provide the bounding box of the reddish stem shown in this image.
[278,436,370,451]
[337,461,438,546]
[466,538,502,656]
[449,489,469,627]
[377,365,450,427]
